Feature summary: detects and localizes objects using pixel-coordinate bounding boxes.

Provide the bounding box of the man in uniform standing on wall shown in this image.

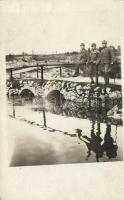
[88,43,100,84]
[73,43,88,77]
[100,40,115,85]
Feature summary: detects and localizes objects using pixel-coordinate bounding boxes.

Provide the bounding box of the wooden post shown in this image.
[60,66,62,77]
[41,66,44,80]
[20,72,22,79]
[37,67,39,78]
[10,68,13,80]
[13,104,15,118]
[43,110,47,127]
[12,95,15,118]
[96,65,98,85]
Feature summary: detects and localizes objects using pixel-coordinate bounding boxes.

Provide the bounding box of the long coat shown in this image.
[88,49,100,65]
[79,49,88,64]
[100,47,115,64]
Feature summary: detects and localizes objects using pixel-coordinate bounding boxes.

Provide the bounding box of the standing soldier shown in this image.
[100,40,115,85]
[73,43,88,77]
[88,43,100,84]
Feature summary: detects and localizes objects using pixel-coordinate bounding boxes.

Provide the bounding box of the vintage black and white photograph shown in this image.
[5,0,122,167]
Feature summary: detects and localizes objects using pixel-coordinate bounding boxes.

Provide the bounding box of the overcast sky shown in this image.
[4,0,121,54]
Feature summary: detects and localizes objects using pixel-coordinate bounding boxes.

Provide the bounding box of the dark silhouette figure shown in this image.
[77,121,103,162]
[76,128,83,139]
[102,124,118,159]
[77,121,118,162]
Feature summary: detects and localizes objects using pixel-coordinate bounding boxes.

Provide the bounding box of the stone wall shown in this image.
[6,79,122,123]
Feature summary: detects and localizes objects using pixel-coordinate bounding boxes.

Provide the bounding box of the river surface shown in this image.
[7,96,123,166]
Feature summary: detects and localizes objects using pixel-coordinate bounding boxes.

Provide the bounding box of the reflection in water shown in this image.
[43,110,47,127]
[77,121,103,162]
[77,121,118,162]
[7,95,122,164]
[44,99,122,126]
[8,95,122,126]
[102,124,118,159]
[12,96,15,118]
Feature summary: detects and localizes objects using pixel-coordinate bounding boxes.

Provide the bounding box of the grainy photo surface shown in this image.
[5,0,123,167]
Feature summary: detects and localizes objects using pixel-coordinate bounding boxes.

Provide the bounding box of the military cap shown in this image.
[91,43,96,47]
[102,40,107,44]
[80,43,85,46]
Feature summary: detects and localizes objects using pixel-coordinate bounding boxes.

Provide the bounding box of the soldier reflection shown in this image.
[76,121,118,162]
[102,123,118,159]
[77,121,103,162]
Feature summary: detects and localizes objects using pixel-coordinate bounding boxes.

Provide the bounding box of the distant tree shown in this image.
[65,52,70,55]
[32,55,38,60]
[71,51,79,55]
[6,54,15,62]
[109,46,116,54]
[117,45,121,56]
[22,52,28,58]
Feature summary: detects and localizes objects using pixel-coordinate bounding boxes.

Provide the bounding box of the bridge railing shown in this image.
[6,62,121,82]
[6,63,78,81]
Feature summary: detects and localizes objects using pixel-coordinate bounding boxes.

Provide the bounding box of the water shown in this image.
[7,95,123,166]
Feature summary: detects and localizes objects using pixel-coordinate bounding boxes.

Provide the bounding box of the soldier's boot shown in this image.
[105,73,109,85]
[96,75,98,85]
[90,76,94,84]
[107,75,109,85]
[96,69,98,84]
[72,66,80,77]
[103,86,107,94]
[104,74,108,85]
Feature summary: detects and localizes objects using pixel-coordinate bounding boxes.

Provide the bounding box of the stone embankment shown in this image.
[6,79,122,123]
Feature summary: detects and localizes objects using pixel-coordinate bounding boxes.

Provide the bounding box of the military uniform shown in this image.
[88,48,100,83]
[73,49,88,76]
[100,47,114,65]
[100,40,115,85]
[80,49,88,64]
[73,43,88,77]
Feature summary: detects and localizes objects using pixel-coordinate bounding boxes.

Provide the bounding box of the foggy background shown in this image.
[4,0,120,55]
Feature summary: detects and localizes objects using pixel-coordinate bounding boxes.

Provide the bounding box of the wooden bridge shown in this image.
[6,62,121,86]
[6,63,77,81]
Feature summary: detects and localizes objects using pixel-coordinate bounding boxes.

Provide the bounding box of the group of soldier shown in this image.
[73,40,115,85]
